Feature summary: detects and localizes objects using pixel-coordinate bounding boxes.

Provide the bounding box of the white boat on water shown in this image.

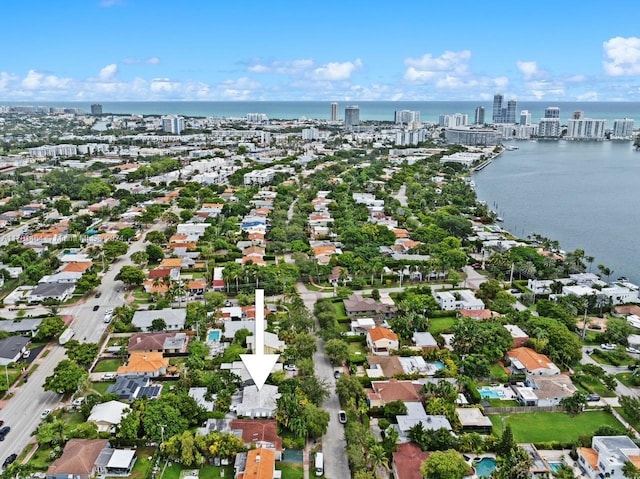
[496,217,504,222]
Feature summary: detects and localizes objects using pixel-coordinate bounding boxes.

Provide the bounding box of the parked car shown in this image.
[338,410,347,424]
[22,350,31,359]
[0,426,11,440]
[284,365,297,371]
[102,373,116,380]
[40,409,52,419]
[94,292,102,298]
[601,343,616,350]
[627,347,640,354]
[2,454,16,468]
[586,394,601,402]
[628,364,639,371]
[92,305,100,311]
[333,370,341,379]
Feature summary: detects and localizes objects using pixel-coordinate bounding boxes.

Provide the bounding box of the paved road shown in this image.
[297,283,350,479]
[393,184,408,208]
[580,346,640,400]
[0,222,165,462]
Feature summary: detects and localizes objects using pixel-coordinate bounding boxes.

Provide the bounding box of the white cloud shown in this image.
[21,70,72,90]
[311,59,362,81]
[577,91,599,101]
[247,58,314,75]
[122,57,160,65]
[98,64,117,80]
[603,37,640,76]
[404,50,471,82]
[516,61,545,80]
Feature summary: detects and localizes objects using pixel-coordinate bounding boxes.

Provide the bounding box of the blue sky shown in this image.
[2,0,640,101]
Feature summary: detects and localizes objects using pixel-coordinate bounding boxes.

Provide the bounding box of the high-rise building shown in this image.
[474,106,485,125]
[566,118,606,140]
[538,118,561,138]
[573,110,584,120]
[395,110,420,125]
[544,107,560,119]
[492,94,504,123]
[90,104,103,115]
[506,99,517,124]
[520,110,531,126]
[612,118,635,139]
[330,102,338,122]
[246,113,268,123]
[344,105,360,128]
[161,115,185,134]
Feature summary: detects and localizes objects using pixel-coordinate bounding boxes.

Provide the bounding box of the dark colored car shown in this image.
[92,305,100,311]
[2,454,16,468]
[94,292,102,298]
[0,426,10,441]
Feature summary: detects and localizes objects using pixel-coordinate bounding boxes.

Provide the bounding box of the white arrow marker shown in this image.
[240,289,280,391]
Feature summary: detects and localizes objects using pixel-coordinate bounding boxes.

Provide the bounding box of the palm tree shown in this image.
[585,255,595,273]
[368,443,389,478]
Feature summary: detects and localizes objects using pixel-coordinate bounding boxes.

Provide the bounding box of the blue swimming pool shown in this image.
[428,360,445,370]
[475,457,496,478]
[478,386,506,399]
[548,462,564,473]
[207,329,221,342]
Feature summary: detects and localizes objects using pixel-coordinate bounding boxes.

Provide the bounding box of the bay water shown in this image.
[473,140,640,284]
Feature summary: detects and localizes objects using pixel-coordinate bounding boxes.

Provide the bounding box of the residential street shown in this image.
[297,283,350,479]
[0,223,164,462]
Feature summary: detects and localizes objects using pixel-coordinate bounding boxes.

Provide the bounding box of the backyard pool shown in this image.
[428,360,445,370]
[474,457,496,478]
[478,386,507,399]
[548,462,564,473]
[207,329,221,342]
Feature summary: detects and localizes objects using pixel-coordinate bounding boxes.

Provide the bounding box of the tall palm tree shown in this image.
[368,443,389,479]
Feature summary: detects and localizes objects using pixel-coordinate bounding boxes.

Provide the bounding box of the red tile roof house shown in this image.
[230,419,283,452]
[46,439,109,479]
[366,326,400,356]
[366,379,422,408]
[392,442,429,479]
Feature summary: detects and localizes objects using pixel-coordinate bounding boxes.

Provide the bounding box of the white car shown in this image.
[601,343,617,350]
[627,347,640,354]
[40,409,52,419]
[284,365,297,371]
[102,373,116,380]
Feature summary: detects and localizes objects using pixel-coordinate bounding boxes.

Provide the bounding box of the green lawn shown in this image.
[615,407,640,432]
[276,463,304,479]
[489,411,622,443]
[93,358,122,372]
[489,364,509,382]
[129,447,157,479]
[160,464,232,479]
[615,371,638,388]
[88,381,112,395]
[332,302,348,321]
[429,316,456,334]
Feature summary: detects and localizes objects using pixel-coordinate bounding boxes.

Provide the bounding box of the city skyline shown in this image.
[2,1,640,102]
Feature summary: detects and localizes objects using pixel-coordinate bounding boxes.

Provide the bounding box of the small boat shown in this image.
[617,277,629,282]
[496,217,504,222]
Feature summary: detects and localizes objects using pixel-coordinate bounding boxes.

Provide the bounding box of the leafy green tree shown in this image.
[146,230,166,245]
[145,244,165,263]
[420,449,469,479]
[151,318,167,331]
[605,317,632,344]
[44,359,88,394]
[336,374,367,408]
[116,265,146,287]
[35,316,66,341]
[325,338,349,365]
[53,197,72,215]
[130,251,149,266]
[119,227,138,242]
[102,240,129,260]
[623,461,640,479]
[64,341,100,368]
[492,446,532,479]
[36,418,66,446]
[287,332,317,361]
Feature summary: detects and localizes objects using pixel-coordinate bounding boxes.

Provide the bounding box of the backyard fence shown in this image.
[484,405,564,414]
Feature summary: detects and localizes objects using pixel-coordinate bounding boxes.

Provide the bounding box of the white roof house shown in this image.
[131,309,186,331]
[235,385,280,418]
[87,401,130,433]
